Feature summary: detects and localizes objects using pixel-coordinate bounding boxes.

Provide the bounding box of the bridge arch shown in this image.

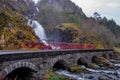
[102,54,107,59]
[92,56,98,63]
[4,67,36,80]
[77,57,88,66]
[0,62,39,80]
[109,53,113,59]
[102,53,111,60]
[53,60,68,71]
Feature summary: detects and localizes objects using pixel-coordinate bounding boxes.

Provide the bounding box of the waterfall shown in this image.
[32,0,40,4]
[36,7,39,12]
[28,19,48,45]
[28,19,60,49]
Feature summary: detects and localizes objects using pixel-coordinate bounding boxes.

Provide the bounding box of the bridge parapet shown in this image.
[0,49,113,62]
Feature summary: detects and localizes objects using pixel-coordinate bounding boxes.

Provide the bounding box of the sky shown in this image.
[71,0,120,25]
[33,0,120,25]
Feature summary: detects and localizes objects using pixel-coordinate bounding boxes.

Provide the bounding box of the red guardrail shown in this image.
[24,40,96,50]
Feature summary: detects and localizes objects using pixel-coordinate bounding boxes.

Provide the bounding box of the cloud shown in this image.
[107,2,120,8]
[71,0,120,25]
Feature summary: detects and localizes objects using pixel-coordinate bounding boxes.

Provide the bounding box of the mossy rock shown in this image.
[43,71,55,79]
[49,71,55,77]
[87,76,94,79]
[114,48,120,57]
[44,74,51,79]
[88,63,100,69]
[97,56,110,64]
[68,65,89,74]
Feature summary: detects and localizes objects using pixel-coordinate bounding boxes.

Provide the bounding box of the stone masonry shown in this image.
[0,49,113,79]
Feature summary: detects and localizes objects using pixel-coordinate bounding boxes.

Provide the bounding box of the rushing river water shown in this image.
[56,60,120,80]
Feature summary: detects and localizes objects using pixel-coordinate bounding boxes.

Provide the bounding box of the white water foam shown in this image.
[56,70,88,80]
[82,66,120,75]
[56,64,120,80]
[36,7,39,12]
[28,19,48,45]
[28,19,61,49]
[32,0,40,4]
[115,64,120,67]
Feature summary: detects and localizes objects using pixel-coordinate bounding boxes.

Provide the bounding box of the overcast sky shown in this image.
[71,0,120,25]
[33,0,120,25]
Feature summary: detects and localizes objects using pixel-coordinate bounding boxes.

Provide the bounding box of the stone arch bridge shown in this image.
[0,49,113,79]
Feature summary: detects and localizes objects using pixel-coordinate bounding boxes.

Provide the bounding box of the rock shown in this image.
[92,56,100,63]
[98,56,110,64]
[106,63,118,69]
[87,76,94,79]
[68,65,89,74]
[88,63,100,69]
[92,56,110,68]
[114,72,119,78]
[98,75,105,80]
[77,57,88,67]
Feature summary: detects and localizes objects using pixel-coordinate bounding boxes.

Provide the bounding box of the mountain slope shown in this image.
[0,0,120,49]
[0,1,38,50]
[36,0,119,48]
[36,0,86,31]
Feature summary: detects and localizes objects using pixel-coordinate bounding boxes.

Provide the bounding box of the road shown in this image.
[0,49,113,55]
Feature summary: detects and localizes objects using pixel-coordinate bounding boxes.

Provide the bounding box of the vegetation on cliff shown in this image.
[36,0,119,48]
[0,5,38,50]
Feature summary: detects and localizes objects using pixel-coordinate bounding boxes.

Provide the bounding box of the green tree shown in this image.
[68,14,78,23]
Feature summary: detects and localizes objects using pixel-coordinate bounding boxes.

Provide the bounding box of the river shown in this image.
[56,59,120,80]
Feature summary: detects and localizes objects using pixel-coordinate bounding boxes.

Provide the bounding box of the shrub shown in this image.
[68,14,78,23]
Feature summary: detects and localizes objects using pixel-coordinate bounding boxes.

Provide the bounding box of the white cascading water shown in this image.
[28,19,48,45]
[27,0,60,49]
[56,70,85,80]
[36,7,39,12]
[56,65,120,80]
[28,19,60,49]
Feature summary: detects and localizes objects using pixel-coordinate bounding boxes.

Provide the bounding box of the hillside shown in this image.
[0,0,120,49]
[0,0,38,50]
[36,0,119,48]
[36,0,86,32]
